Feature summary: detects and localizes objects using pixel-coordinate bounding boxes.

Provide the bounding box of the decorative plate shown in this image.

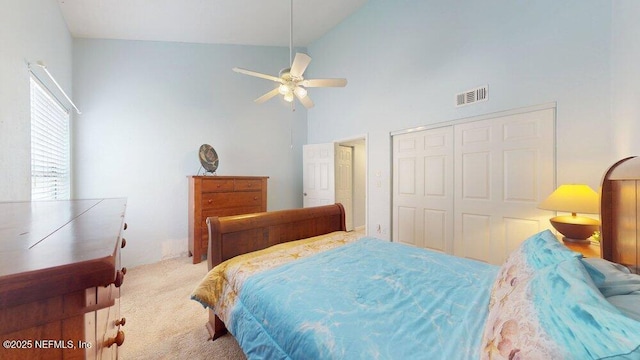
[199,144,219,173]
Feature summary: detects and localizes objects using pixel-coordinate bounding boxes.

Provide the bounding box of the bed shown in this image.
[192,157,640,359]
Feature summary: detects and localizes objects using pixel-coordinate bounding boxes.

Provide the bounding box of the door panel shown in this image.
[424,156,445,196]
[393,126,454,252]
[461,151,490,200]
[460,213,491,262]
[454,108,555,264]
[397,206,416,246]
[303,143,335,208]
[423,209,446,250]
[335,145,354,230]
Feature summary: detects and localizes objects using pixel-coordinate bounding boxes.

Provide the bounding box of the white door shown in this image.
[454,108,555,264]
[335,145,354,231]
[303,143,336,208]
[392,126,454,252]
[392,106,555,265]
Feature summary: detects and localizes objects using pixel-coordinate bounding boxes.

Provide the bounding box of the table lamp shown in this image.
[538,184,600,244]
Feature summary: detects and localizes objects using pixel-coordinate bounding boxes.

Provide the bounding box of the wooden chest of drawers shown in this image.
[188,176,268,264]
[0,199,128,359]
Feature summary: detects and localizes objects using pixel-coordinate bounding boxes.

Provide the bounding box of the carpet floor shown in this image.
[119,256,246,359]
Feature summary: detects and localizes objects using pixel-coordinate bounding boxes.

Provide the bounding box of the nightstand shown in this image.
[563,240,601,258]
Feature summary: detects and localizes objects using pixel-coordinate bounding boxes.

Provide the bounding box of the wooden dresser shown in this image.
[0,199,128,360]
[188,176,268,264]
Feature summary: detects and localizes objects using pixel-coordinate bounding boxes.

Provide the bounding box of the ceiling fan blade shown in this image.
[233,67,282,83]
[254,88,280,104]
[290,53,312,78]
[302,78,348,88]
[295,91,314,109]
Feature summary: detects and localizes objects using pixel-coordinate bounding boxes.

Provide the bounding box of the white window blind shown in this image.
[30,76,70,200]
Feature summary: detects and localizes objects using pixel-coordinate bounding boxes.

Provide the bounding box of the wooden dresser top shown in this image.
[0,198,127,308]
[188,175,269,179]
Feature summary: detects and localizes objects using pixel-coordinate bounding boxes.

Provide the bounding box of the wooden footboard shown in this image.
[204,203,347,340]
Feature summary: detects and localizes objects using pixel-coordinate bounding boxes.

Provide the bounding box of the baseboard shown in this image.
[161,238,189,260]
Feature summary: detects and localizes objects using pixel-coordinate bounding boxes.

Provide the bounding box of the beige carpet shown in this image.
[119,256,246,360]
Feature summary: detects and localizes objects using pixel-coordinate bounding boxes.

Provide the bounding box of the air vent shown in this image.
[456,85,488,107]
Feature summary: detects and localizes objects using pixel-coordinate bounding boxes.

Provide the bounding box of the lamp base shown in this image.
[549,215,600,244]
[562,237,592,245]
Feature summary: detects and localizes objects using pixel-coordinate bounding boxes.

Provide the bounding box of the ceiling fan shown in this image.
[232,0,347,109]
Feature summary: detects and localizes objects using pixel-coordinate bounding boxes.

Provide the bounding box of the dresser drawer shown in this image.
[201,191,262,209]
[234,179,263,191]
[201,179,235,192]
[189,176,268,264]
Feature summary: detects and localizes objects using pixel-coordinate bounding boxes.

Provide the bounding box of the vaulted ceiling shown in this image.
[57,0,369,47]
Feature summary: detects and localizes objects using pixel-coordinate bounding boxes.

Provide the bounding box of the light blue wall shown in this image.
[72,39,306,266]
[3,0,639,267]
[0,0,73,201]
[307,0,618,238]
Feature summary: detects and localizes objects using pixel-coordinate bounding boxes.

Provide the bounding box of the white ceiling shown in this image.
[57,0,368,47]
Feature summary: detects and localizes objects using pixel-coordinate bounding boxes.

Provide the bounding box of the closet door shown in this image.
[392,126,454,252]
[453,108,555,264]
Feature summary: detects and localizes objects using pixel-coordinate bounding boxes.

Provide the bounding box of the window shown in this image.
[30,76,70,200]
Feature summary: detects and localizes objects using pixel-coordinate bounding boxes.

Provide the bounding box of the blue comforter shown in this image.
[228,238,498,360]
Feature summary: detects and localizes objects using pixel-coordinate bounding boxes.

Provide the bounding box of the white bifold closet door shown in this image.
[393,126,455,253]
[393,107,555,265]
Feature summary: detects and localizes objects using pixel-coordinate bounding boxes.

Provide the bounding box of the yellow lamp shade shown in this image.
[538,184,599,214]
[538,184,600,243]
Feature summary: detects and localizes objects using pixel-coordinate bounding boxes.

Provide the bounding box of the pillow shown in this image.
[608,292,640,322]
[489,230,580,307]
[482,257,640,359]
[581,257,640,297]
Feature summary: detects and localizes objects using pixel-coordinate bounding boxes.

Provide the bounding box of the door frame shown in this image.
[390,102,557,138]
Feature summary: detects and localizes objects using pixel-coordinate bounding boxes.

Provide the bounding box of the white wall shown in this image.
[611,0,640,157]
[306,0,618,239]
[72,39,307,266]
[0,0,73,201]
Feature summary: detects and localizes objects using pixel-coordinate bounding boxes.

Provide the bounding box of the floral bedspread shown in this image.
[191,231,365,324]
[194,236,498,360]
[193,229,640,359]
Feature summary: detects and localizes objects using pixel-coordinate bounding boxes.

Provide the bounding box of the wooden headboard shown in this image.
[206,203,346,271]
[601,156,640,274]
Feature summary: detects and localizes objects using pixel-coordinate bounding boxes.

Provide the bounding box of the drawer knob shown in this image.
[105,330,125,347]
[254,196,258,200]
[115,317,126,327]
[208,199,213,204]
[121,238,127,248]
[114,268,127,287]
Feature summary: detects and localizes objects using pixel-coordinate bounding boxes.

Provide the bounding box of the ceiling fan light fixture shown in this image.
[294,86,307,98]
[283,92,294,102]
[278,84,290,95]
